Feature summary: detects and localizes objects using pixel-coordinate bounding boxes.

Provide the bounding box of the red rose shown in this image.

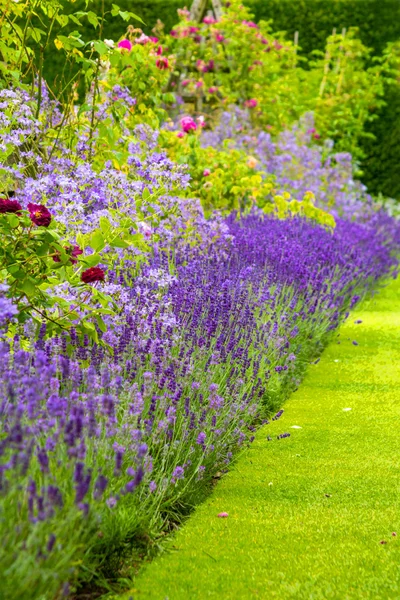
[0,199,22,214]
[53,245,83,265]
[156,57,169,70]
[81,267,105,284]
[27,203,52,227]
[70,245,83,263]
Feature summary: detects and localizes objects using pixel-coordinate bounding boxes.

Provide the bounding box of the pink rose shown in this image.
[118,39,132,51]
[180,116,197,133]
[156,56,169,70]
[244,98,258,108]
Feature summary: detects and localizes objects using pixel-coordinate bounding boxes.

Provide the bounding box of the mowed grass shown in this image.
[123,278,400,600]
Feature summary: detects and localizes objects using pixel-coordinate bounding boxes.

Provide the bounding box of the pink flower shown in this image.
[118,39,132,51]
[180,116,197,133]
[149,36,158,43]
[203,16,217,25]
[138,221,152,239]
[217,512,229,518]
[215,33,225,43]
[197,115,206,127]
[203,169,211,177]
[156,45,163,56]
[244,98,258,108]
[177,7,190,19]
[135,33,151,44]
[195,81,203,88]
[170,29,178,38]
[181,79,190,87]
[177,132,184,138]
[156,56,169,70]
[208,86,218,93]
[242,20,259,29]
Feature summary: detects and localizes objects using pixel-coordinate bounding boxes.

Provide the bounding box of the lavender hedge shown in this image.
[1,204,399,598]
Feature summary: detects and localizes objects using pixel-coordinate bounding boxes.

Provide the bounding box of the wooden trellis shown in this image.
[190,0,222,21]
[168,0,223,113]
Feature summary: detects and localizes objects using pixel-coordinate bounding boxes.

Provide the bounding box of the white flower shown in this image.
[104,39,115,49]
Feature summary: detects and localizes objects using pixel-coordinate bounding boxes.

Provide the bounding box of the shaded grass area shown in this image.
[123,278,400,599]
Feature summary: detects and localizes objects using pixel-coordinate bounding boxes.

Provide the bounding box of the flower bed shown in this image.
[1,1,400,598]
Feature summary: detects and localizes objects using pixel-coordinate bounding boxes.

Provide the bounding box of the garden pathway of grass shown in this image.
[129,278,400,599]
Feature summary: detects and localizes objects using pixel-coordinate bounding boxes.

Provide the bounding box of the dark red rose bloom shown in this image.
[53,245,83,264]
[0,198,23,214]
[27,203,52,227]
[81,267,105,284]
[70,245,83,264]
[156,56,169,70]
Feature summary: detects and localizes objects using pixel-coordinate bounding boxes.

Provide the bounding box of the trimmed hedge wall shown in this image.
[248,0,400,56]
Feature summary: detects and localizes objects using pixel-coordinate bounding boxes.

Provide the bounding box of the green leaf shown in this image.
[95,315,107,332]
[90,230,105,251]
[21,278,37,297]
[119,10,144,24]
[56,14,69,27]
[93,40,109,55]
[87,11,99,28]
[111,4,120,17]
[6,214,20,228]
[81,253,101,267]
[99,216,111,234]
[109,237,130,249]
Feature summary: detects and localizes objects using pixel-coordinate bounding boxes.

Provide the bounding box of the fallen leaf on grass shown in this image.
[291,425,302,429]
[342,408,352,411]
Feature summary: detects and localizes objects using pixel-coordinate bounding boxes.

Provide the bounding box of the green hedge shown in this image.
[248,0,400,56]
[359,85,400,199]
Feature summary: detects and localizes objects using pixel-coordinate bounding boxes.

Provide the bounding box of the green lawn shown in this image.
[123,278,400,600]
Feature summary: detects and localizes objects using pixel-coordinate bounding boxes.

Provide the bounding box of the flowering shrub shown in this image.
[159,0,395,158]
